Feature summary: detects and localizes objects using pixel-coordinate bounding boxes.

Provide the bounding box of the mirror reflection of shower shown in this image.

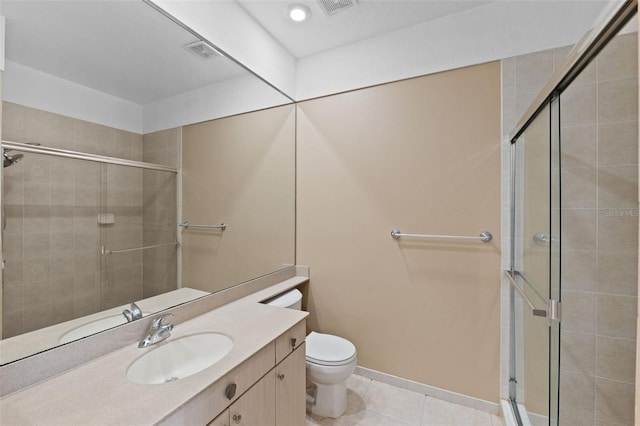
[2,143,40,168]
[2,151,23,168]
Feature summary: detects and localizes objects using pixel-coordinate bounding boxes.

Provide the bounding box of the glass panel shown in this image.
[512,100,555,424]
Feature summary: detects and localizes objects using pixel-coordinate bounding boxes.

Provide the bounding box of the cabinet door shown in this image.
[229,370,276,426]
[207,409,229,426]
[276,342,306,426]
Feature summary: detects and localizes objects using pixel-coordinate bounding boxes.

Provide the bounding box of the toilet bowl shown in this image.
[264,289,357,418]
[306,331,357,418]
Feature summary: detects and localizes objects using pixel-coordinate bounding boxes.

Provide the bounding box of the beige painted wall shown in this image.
[296,62,502,402]
[181,104,296,294]
[1,71,3,335]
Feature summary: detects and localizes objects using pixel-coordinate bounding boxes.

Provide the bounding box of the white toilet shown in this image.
[265,289,357,418]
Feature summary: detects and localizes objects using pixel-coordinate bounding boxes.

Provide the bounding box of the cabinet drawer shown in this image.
[275,320,306,364]
[160,342,275,425]
[207,409,229,426]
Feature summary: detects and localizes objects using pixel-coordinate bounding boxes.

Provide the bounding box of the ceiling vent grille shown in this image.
[184,41,221,59]
[316,0,357,17]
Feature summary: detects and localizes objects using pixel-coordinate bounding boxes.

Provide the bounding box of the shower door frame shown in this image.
[506,1,638,424]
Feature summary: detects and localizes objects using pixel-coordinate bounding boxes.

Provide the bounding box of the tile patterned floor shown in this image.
[306,374,502,426]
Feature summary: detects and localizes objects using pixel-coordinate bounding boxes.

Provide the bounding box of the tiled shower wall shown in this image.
[1,102,178,337]
[502,32,638,425]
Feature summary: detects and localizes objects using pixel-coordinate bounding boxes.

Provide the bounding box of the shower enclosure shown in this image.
[0,110,180,340]
[506,2,638,425]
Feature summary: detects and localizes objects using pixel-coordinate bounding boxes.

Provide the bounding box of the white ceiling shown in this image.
[236,0,493,58]
[1,0,248,104]
[0,0,616,106]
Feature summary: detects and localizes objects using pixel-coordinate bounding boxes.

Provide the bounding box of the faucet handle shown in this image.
[130,302,142,317]
[152,313,173,329]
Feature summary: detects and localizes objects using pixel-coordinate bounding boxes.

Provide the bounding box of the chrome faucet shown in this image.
[138,313,174,348]
[122,302,142,322]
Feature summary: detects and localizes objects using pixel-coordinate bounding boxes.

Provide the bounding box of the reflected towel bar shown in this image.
[504,270,547,318]
[101,241,178,255]
[179,221,227,231]
[390,229,492,242]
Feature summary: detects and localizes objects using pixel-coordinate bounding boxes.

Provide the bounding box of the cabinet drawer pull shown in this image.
[278,373,285,380]
[290,337,296,349]
[225,383,237,400]
[232,414,242,424]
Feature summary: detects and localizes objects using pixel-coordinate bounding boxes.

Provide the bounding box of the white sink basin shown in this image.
[126,333,234,384]
[59,313,150,344]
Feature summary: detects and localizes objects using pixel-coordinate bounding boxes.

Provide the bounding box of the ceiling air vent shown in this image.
[184,40,221,59]
[316,0,357,17]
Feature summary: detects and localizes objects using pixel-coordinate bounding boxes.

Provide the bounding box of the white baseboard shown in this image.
[354,366,500,415]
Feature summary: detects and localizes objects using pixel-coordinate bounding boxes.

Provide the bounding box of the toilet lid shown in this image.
[305,332,356,366]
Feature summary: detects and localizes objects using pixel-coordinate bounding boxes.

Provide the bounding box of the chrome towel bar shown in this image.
[101,241,178,255]
[179,221,227,231]
[390,229,492,242]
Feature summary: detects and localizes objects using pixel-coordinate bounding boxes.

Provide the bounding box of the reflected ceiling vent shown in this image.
[316,0,357,17]
[184,40,222,59]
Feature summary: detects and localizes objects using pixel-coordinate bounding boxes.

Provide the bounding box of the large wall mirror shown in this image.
[0,0,295,365]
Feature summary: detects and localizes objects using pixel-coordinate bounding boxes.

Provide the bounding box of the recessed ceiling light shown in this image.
[288,4,311,22]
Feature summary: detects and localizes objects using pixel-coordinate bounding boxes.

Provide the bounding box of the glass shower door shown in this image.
[510,96,561,425]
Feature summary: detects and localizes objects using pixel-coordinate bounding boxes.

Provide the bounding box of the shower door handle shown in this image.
[504,270,555,319]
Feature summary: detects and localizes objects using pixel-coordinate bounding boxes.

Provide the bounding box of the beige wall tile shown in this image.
[595,378,635,425]
[560,330,596,375]
[4,180,24,205]
[562,249,597,291]
[3,260,23,285]
[560,408,596,426]
[561,209,597,250]
[23,182,50,207]
[22,257,50,283]
[598,121,638,166]
[515,50,554,95]
[74,120,99,154]
[50,206,74,233]
[562,83,597,127]
[49,232,74,258]
[561,125,597,167]
[597,250,638,296]
[562,166,597,208]
[597,294,637,339]
[559,371,595,413]
[2,234,23,262]
[597,32,638,81]
[597,165,638,209]
[2,284,25,315]
[23,206,51,234]
[561,290,597,334]
[598,78,638,124]
[598,211,638,251]
[596,336,636,383]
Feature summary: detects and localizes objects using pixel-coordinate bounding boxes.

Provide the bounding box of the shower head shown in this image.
[3,152,24,168]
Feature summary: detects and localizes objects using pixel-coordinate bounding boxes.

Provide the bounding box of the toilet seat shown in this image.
[305,332,356,367]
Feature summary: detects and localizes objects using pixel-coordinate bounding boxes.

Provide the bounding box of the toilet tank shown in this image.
[264,289,302,310]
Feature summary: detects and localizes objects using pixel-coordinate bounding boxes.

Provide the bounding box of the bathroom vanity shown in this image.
[0,277,309,425]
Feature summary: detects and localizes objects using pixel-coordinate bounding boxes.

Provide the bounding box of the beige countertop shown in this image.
[0,277,308,425]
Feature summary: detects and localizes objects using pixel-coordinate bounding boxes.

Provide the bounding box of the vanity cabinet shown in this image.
[275,342,306,425]
[206,323,306,426]
[208,409,229,426]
